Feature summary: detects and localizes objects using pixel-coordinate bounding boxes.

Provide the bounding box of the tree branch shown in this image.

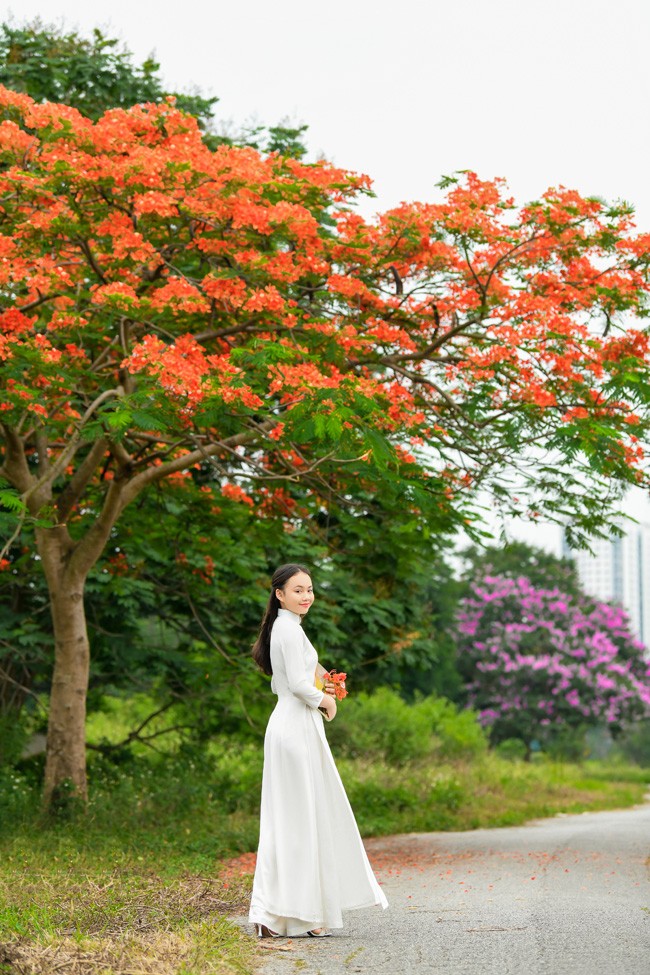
[16,388,123,517]
[345,315,481,370]
[56,436,108,522]
[183,589,237,665]
[17,291,64,313]
[0,506,27,562]
[0,659,46,712]
[89,335,121,374]
[76,237,108,284]
[118,426,270,507]
[108,438,134,471]
[35,430,49,478]
[68,479,124,578]
[0,423,34,494]
[85,701,193,753]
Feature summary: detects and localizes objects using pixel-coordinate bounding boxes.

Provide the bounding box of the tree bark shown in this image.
[37,525,90,806]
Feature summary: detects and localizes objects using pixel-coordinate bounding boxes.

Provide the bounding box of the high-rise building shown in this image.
[479,486,650,652]
[563,525,650,650]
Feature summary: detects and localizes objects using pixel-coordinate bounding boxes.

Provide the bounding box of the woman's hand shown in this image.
[320,693,337,722]
[324,678,346,695]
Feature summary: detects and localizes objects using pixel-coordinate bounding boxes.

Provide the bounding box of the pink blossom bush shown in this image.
[456,574,650,750]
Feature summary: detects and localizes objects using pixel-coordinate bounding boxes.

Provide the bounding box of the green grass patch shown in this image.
[338,752,648,835]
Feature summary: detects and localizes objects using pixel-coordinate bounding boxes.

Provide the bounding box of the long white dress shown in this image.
[248,608,389,935]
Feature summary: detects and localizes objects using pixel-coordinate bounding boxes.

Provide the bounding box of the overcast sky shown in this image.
[4,0,650,230]
[4,0,650,545]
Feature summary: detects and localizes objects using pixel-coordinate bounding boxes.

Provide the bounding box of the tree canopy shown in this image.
[1,87,650,802]
[0,19,309,156]
[1,93,649,541]
[0,20,217,126]
[460,540,583,596]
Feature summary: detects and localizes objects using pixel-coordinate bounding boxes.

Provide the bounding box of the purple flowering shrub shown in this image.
[456,574,650,748]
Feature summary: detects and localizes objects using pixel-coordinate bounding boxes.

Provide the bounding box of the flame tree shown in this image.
[1,87,650,804]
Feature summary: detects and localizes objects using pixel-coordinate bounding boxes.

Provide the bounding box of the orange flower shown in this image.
[321,670,348,700]
[221,483,254,506]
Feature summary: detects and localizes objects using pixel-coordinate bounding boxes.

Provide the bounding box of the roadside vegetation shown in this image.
[2,690,647,975]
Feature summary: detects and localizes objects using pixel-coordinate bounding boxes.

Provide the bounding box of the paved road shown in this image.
[241,797,650,975]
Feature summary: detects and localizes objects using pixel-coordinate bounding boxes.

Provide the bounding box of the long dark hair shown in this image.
[252,563,312,676]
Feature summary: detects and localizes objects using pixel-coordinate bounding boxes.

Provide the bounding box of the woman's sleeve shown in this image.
[279,626,325,709]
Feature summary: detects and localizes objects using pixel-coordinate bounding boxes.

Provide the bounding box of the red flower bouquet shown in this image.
[315,664,348,719]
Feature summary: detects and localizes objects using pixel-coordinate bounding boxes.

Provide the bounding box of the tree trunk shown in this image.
[37,526,90,806]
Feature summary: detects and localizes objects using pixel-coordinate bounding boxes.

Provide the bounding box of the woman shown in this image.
[248,563,389,938]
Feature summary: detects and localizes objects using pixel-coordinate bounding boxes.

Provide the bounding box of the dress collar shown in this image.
[277,608,302,624]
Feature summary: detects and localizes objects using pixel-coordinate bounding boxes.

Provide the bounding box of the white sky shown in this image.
[4,0,650,230]
[4,0,650,543]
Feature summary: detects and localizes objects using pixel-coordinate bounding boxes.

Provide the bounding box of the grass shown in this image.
[340,753,649,834]
[0,748,647,975]
[0,857,256,975]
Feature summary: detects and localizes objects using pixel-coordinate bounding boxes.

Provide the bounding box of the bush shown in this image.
[327,687,432,763]
[612,718,650,767]
[208,739,263,813]
[544,725,589,762]
[0,766,38,824]
[415,695,488,759]
[495,738,528,761]
[327,687,487,763]
[0,711,31,767]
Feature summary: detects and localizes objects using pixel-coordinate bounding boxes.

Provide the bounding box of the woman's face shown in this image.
[277,571,314,616]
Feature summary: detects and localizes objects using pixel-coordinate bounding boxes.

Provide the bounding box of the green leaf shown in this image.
[107,410,132,431]
[326,414,342,440]
[0,488,25,514]
[131,409,168,431]
[362,428,393,471]
[313,414,326,438]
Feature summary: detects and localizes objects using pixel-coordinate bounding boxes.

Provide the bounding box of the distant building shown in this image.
[563,525,650,650]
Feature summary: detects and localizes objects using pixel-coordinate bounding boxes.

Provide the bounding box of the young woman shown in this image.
[248,563,389,938]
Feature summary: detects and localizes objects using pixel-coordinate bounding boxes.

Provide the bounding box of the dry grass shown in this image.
[0,873,255,975]
[2,924,242,975]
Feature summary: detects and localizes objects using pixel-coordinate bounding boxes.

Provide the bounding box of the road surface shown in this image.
[241,797,650,975]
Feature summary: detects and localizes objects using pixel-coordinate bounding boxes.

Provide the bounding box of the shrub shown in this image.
[0,766,38,825]
[611,718,650,767]
[495,738,529,761]
[326,687,432,763]
[0,711,31,767]
[415,695,488,759]
[457,574,650,749]
[327,687,487,763]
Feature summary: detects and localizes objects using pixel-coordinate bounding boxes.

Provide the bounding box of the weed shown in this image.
[344,945,365,965]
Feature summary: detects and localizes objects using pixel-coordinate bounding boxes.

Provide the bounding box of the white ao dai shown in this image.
[248,609,388,935]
